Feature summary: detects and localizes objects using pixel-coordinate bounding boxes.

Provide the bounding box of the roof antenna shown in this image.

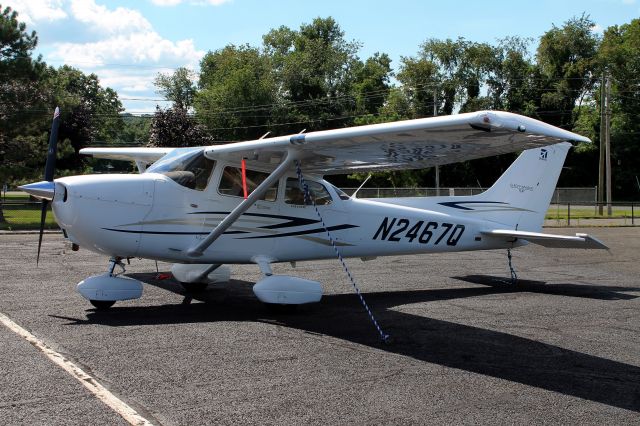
[259,131,271,139]
[298,129,306,134]
[351,174,372,199]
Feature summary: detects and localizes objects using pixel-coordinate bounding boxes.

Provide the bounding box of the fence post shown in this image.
[567,203,571,227]
[633,204,635,226]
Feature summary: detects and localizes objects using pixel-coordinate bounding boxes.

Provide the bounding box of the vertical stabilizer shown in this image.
[469,142,571,231]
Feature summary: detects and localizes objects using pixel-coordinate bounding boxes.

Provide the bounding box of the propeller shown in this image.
[36,107,61,265]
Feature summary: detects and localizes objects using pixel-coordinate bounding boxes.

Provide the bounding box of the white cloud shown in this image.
[6,0,206,111]
[149,0,232,6]
[69,0,152,35]
[622,0,636,5]
[3,0,67,24]
[50,33,203,67]
[149,0,183,5]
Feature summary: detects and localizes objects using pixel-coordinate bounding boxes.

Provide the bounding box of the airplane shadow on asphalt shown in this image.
[51,273,640,413]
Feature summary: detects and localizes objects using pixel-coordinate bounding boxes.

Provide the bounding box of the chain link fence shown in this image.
[1,187,637,230]
[342,187,598,203]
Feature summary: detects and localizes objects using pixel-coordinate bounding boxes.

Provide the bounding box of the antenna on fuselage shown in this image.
[351,174,372,199]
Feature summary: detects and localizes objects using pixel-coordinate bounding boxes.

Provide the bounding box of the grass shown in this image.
[2,193,30,201]
[545,205,636,220]
[0,203,59,230]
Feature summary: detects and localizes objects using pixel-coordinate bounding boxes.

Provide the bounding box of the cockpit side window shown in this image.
[285,178,332,205]
[146,149,215,191]
[218,166,278,201]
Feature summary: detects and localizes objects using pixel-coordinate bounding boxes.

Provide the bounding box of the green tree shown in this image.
[598,19,640,199]
[0,5,48,222]
[195,44,276,140]
[536,15,599,128]
[121,114,151,145]
[148,106,212,147]
[417,38,497,114]
[396,55,439,118]
[44,65,124,169]
[352,52,392,115]
[154,67,196,110]
[487,37,538,115]
[263,17,362,133]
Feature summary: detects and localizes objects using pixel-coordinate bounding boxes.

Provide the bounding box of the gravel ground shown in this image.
[0,228,638,425]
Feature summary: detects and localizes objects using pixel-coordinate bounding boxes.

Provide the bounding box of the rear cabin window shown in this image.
[285,178,332,206]
[146,149,215,191]
[218,166,278,201]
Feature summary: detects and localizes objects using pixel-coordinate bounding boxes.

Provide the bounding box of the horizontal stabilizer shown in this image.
[482,230,608,249]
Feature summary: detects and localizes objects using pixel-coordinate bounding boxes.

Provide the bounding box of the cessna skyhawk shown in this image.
[20,109,606,311]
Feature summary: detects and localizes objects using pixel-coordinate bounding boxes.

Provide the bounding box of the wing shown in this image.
[203,111,590,174]
[482,230,608,249]
[79,147,174,163]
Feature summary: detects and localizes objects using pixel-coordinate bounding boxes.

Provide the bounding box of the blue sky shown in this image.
[5,0,638,112]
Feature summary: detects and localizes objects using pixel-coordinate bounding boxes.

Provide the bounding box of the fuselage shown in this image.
[51,160,520,264]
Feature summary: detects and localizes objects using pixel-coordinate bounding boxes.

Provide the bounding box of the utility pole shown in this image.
[605,76,612,216]
[598,73,606,215]
[433,89,440,196]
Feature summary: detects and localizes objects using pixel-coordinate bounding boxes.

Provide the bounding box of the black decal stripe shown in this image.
[102,228,247,236]
[259,217,320,229]
[238,224,359,239]
[188,211,321,229]
[438,201,509,211]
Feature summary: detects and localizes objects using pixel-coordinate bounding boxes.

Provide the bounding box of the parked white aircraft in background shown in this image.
[20,109,606,315]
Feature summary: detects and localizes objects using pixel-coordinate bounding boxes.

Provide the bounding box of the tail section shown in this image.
[469,142,571,231]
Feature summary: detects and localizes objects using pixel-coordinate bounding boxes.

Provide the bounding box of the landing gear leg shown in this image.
[107,256,125,277]
[88,257,126,310]
[507,249,518,284]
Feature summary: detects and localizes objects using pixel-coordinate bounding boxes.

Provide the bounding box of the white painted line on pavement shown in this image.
[0,311,154,426]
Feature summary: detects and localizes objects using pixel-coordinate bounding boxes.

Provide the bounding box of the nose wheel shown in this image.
[90,300,116,310]
[89,257,125,310]
[77,257,143,309]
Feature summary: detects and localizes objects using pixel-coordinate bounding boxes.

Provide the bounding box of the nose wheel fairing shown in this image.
[76,257,143,308]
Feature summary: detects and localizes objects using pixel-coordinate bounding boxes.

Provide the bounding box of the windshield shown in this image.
[146,148,215,191]
[329,183,351,200]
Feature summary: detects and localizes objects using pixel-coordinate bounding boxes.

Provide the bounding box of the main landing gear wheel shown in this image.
[90,300,116,310]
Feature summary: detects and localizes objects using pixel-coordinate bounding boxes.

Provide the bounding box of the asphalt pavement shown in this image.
[0,228,638,425]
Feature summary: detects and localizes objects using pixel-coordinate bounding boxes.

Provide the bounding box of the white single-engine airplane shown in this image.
[21,109,607,314]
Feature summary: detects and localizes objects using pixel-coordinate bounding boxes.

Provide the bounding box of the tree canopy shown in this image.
[2,9,640,200]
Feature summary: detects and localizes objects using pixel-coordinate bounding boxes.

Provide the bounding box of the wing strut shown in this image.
[186,151,297,257]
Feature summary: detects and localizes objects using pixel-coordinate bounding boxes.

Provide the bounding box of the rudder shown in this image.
[471,142,572,231]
